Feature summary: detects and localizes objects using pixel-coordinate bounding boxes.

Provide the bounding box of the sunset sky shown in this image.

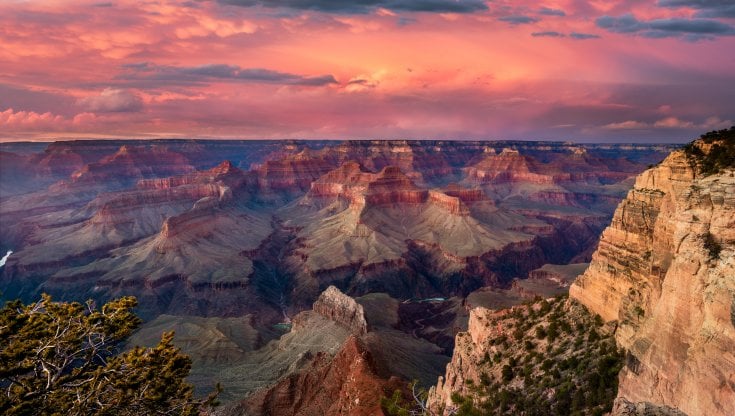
[1,0,734,142]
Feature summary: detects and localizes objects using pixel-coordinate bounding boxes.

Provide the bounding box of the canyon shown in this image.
[426,128,734,416]
[1,138,682,413]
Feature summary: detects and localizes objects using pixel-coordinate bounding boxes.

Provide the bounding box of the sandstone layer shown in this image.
[570,137,735,416]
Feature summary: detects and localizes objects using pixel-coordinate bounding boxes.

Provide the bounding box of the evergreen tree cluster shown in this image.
[449,296,623,416]
[384,296,624,416]
[683,126,735,176]
[0,295,217,416]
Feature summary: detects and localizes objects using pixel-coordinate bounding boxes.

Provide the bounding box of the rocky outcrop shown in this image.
[443,183,487,204]
[426,306,497,413]
[305,163,473,215]
[312,286,369,335]
[136,160,246,190]
[612,398,688,416]
[90,184,224,223]
[511,262,589,299]
[239,336,400,416]
[570,136,735,416]
[214,287,420,416]
[428,191,469,216]
[254,154,334,195]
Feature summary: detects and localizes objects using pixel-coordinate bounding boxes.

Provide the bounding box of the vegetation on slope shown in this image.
[384,296,623,416]
[683,126,735,176]
[450,297,622,416]
[0,295,218,416]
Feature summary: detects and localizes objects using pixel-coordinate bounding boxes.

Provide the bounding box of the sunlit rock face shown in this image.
[571,138,735,416]
[311,285,369,335]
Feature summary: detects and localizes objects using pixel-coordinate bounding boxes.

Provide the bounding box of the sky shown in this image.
[1,0,734,143]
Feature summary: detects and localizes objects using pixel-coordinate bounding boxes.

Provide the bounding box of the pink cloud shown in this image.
[1,108,65,129]
[0,107,106,134]
[603,120,649,130]
[654,117,695,129]
[0,0,732,142]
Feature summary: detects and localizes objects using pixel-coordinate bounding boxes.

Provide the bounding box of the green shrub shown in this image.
[684,127,735,176]
[501,365,514,382]
[535,326,547,339]
[704,232,722,260]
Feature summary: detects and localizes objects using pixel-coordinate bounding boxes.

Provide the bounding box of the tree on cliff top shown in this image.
[683,126,735,175]
[0,294,218,416]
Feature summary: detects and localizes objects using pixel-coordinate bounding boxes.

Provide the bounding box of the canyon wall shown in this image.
[570,139,735,415]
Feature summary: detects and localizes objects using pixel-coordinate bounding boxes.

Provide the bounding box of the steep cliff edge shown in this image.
[426,296,623,415]
[570,128,735,416]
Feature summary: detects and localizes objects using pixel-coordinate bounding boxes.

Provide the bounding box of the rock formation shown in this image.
[68,144,196,188]
[510,263,589,299]
[312,285,369,335]
[238,336,401,416]
[570,132,735,416]
[211,286,409,416]
[465,147,554,185]
[611,398,688,416]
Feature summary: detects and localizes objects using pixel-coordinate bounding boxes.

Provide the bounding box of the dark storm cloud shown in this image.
[499,15,539,25]
[569,32,600,39]
[118,63,338,87]
[537,7,565,16]
[658,0,735,18]
[0,84,77,116]
[218,0,487,14]
[531,31,600,39]
[532,31,564,37]
[596,14,735,40]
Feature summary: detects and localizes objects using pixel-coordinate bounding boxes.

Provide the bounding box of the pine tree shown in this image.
[0,294,218,415]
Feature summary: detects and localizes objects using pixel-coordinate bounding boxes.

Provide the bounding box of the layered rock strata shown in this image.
[570,139,735,416]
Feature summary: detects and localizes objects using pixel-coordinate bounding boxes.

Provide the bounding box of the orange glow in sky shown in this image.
[1,0,733,142]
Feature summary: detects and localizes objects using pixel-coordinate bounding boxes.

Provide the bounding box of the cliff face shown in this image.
[570,139,735,415]
[426,307,498,412]
[241,336,400,416]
